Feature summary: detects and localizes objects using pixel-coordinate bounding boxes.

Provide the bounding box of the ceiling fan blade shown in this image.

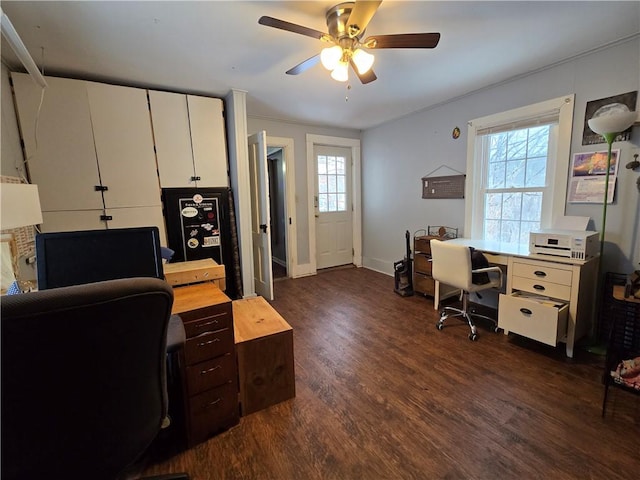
[347,0,383,36]
[286,54,321,75]
[259,16,329,41]
[350,60,377,84]
[364,33,441,49]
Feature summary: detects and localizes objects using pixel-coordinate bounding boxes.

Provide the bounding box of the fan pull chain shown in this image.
[345,83,351,102]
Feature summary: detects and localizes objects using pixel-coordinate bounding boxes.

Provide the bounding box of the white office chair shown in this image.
[430,240,503,341]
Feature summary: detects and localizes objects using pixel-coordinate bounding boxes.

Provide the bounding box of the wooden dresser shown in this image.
[172,282,239,447]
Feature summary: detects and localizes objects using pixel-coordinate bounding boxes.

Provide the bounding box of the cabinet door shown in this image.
[11,74,103,211]
[41,210,107,232]
[187,96,228,187]
[148,90,196,188]
[105,206,168,246]
[86,82,161,208]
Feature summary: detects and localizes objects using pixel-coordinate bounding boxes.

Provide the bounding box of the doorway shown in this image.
[267,148,287,279]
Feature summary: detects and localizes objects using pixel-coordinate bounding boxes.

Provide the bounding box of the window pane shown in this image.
[318,193,328,212]
[337,175,346,193]
[485,193,502,219]
[489,134,507,162]
[527,126,549,157]
[336,157,345,175]
[500,221,520,243]
[521,192,542,221]
[525,157,546,187]
[507,130,527,160]
[484,220,501,242]
[502,193,522,220]
[520,221,540,244]
[318,174,328,193]
[327,156,337,174]
[337,193,346,211]
[328,175,337,193]
[505,160,525,188]
[487,162,505,189]
[317,156,327,174]
[328,194,337,211]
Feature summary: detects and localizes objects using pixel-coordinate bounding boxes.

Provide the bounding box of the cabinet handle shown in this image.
[195,318,220,328]
[190,176,201,182]
[200,365,222,375]
[100,215,113,221]
[533,284,545,291]
[208,398,221,407]
[197,338,221,347]
[520,308,533,315]
[533,270,546,277]
[94,185,109,192]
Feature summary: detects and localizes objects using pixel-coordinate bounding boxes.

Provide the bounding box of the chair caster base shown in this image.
[469,333,478,341]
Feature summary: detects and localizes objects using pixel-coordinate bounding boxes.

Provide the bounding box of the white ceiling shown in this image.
[2,1,639,130]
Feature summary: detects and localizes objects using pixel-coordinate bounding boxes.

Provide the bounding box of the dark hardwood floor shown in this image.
[144,267,640,479]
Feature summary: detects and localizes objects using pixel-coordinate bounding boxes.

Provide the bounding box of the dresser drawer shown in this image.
[499,292,568,346]
[187,382,239,444]
[182,303,232,337]
[512,261,572,286]
[414,272,435,296]
[414,236,434,254]
[414,253,432,273]
[186,353,236,395]
[511,276,571,301]
[184,328,235,365]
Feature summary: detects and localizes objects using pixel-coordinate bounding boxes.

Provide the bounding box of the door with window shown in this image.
[315,145,353,269]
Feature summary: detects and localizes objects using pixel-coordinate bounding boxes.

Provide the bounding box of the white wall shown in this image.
[362,38,640,276]
[246,116,360,265]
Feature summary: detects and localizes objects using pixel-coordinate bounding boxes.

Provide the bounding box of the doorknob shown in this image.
[260,224,268,233]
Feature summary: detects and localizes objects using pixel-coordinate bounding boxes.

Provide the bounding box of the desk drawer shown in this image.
[512,261,572,286]
[414,272,435,296]
[414,253,432,274]
[499,292,568,346]
[187,382,239,444]
[186,353,236,395]
[511,276,571,301]
[182,304,232,337]
[184,328,234,365]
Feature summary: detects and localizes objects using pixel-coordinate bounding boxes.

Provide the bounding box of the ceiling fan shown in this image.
[258,1,440,84]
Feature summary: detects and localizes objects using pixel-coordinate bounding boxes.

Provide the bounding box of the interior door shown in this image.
[248,131,273,300]
[315,145,353,269]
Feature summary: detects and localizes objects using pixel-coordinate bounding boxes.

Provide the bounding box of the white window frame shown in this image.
[465,94,575,240]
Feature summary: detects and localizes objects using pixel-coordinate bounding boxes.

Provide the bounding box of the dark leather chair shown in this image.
[1,277,188,480]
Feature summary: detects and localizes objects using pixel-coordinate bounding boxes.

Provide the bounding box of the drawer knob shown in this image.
[534,270,547,277]
[197,338,221,347]
[200,365,222,375]
[520,308,533,315]
[533,284,545,291]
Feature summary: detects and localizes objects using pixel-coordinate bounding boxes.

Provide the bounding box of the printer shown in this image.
[529,229,599,260]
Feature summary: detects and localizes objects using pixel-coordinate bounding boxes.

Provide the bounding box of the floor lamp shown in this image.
[587,110,637,260]
[587,109,636,348]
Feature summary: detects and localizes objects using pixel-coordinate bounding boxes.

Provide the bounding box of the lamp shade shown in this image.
[588,105,636,135]
[320,45,342,71]
[0,183,43,230]
[330,61,349,82]
[352,49,374,74]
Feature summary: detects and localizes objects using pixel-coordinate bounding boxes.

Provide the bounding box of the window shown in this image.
[465,95,575,242]
[317,154,347,213]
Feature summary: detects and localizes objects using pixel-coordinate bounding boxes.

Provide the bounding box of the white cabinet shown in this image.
[149,90,228,188]
[11,73,166,243]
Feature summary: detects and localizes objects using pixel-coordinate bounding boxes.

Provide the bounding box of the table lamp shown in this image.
[0,183,43,292]
[587,107,637,259]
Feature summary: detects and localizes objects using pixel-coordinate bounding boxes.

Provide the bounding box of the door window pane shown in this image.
[317,154,347,212]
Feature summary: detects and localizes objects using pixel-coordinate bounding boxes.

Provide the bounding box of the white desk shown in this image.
[435,238,599,358]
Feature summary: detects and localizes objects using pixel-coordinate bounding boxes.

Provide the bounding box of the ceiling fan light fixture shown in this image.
[320,45,343,71]
[352,48,375,74]
[330,61,349,82]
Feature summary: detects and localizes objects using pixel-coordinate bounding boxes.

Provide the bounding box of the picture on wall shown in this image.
[582,91,637,145]
[568,149,620,204]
